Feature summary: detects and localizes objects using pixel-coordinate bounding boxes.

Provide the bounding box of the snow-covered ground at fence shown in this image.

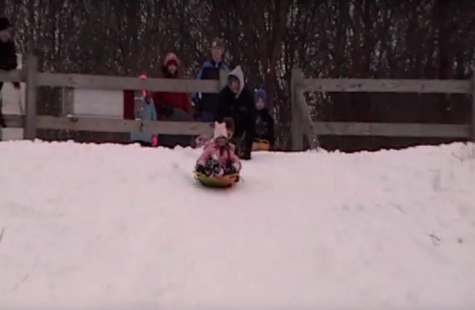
[0,141,474,310]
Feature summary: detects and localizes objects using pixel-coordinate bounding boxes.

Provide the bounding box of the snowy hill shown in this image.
[0,141,474,310]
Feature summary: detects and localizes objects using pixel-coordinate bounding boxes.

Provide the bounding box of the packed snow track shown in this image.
[0,141,474,310]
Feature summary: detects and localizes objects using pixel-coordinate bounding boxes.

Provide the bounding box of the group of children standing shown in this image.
[0,20,276,179]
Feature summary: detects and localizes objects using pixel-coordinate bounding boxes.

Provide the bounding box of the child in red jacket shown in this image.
[153,52,191,118]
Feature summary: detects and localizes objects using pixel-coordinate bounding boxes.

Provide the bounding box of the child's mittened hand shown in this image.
[232,162,241,171]
[240,152,251,160]
[195,164,207,174]
[213,166,224,176]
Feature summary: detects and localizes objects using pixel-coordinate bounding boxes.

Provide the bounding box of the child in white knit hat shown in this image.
[195,118,241,177]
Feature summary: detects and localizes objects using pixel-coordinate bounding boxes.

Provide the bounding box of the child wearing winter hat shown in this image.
[195,116,236,148]
[195,118,241,177]
[255,89,267,109]
[254,88,275,148]
[130,73,158,146]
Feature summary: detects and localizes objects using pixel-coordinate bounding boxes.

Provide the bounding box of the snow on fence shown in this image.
[0,54,474,150]
[290,68,475,151]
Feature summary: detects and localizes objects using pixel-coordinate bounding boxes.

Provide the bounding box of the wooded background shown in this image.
[1,0,473,152]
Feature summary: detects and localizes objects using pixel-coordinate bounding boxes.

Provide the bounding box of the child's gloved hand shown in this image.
[225,162,240,175]
[195,164,207,174]
[163,105,174,117]
[240,149,251,160]
[157,104,173,117]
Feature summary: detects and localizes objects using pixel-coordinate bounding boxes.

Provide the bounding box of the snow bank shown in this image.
[0,141,474,310]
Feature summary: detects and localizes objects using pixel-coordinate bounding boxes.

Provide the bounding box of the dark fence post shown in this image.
[24,54,38,140]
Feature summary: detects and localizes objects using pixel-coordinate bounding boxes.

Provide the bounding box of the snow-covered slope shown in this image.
[0,141,474,310]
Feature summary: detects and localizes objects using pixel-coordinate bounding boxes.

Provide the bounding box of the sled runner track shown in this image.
[0,141,474,310]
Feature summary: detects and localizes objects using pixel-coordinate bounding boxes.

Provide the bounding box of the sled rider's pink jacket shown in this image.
[197,141,242,170]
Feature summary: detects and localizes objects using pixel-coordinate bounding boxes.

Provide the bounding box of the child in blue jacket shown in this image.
[130,89,158,147]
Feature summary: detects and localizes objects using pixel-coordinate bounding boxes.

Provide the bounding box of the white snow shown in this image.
[0,141,474,310]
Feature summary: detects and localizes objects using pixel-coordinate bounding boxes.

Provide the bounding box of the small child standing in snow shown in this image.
[254,88,275,148]
[195,119,241,177]
[129,74,158,147]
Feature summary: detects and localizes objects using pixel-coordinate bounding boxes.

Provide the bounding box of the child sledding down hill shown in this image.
[195,118,242,177]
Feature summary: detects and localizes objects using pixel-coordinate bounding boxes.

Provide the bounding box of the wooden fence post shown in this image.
[471,66,475,141]
[291,68,304,150]
[296,79,319,150]
[61,87,74,116]
[24,54,38,140]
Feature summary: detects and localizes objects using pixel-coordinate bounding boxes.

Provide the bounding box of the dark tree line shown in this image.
[1,0,473,151]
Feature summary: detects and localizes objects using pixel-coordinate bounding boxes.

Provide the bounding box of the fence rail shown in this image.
[0,54,227,140]
[3,114,214,135]
[291,68,475,151]
[300,78,471,93]
[36,72,223,92]
[1,54,473,150]
[312,122,470,138]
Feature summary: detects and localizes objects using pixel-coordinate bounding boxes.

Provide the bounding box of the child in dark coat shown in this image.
[215,66,257,159]
[254,89,275,148]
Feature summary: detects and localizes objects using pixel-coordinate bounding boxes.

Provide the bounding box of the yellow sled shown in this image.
[194,171,240,188]
[252,139,270,151]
